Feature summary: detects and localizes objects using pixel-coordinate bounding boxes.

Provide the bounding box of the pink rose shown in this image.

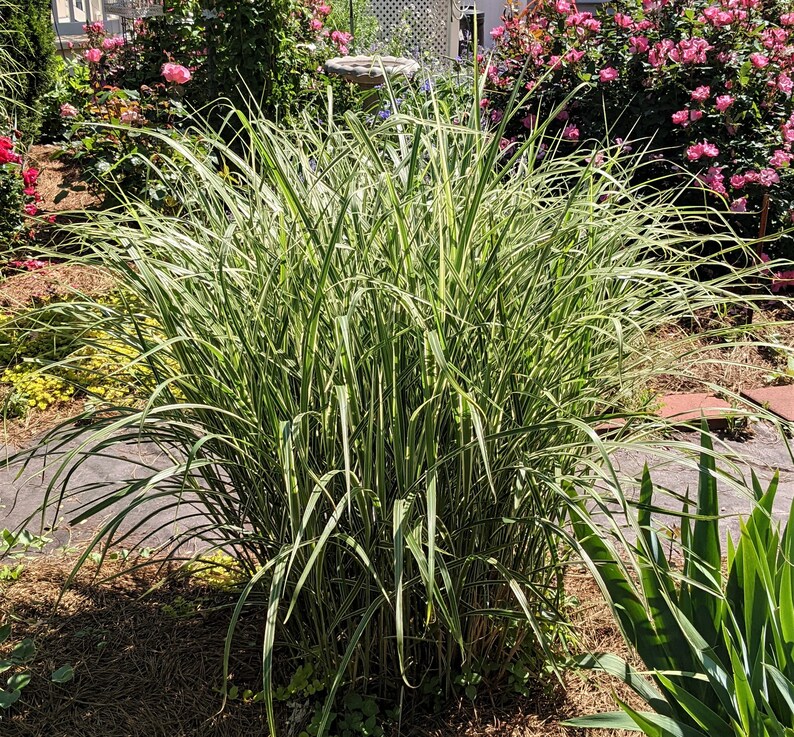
[730,198,747,212]
[613,12,634,28]
[772,270,794,292]
[562,124,580,141]
[687,140,719,160]
[781,13,794,26]
[628,36,649,53]
[729,173,746,188]
[490,25,505,39]
[161,62,192,84]
[770,149,792,168]
[689,109,703,122]
[555,0,572,12]
[84,48,102,63]
[677,37,712,65]
[60,102,78,118]
[564,48,585,63]
[778,74,793,96]
[690,85,710,102]
[101,36,123,51]
[22,168,38,187]
[310,18,322,31]
[715,95,734,112]
[750,53,769,68]
[649,39,676,68]
[672,109,689,125]
[759,168,780,186]
[599,67,619,83]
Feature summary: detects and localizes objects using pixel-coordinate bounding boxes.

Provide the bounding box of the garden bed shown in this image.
[0,557,632,737]
[651,302,794,395]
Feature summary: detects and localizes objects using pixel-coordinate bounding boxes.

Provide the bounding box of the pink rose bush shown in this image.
[0,135,44,242]
[483,0,794,261]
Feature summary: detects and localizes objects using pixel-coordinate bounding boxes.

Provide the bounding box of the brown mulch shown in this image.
[422,571,637,737]
[0,558,637,737]
[26,144,101,214]
[0,397,86,449]
[651,302,794,396]
[0,557,270,737]
[0,263,115,311]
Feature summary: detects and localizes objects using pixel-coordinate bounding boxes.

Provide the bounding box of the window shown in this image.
[458,9,484,55]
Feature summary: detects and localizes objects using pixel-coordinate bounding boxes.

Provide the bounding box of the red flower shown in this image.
[22,168,39,187]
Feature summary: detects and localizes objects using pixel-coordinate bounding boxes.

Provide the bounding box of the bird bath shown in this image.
[324,55,420,88]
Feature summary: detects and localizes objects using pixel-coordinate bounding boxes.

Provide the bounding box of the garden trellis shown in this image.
[104,0,163,39]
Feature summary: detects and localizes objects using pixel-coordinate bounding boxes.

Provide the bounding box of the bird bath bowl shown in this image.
[324,55,420,88]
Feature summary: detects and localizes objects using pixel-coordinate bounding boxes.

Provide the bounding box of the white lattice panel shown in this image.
[371,0,451,57]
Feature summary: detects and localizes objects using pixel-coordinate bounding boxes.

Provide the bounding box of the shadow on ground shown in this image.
[0,559,268,737]
[0,559,630,737]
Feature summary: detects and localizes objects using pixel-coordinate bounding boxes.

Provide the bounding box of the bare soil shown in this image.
[0,558,635,737]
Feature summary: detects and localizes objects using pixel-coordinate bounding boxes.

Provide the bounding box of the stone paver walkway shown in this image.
[0,439,202,554]
[1,419,792,554]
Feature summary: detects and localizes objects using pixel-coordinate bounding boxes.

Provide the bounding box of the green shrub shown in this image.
[28,98,768,733]
[484,0,794,260]
[1,0,55,140]
[326,0,380,51]
[202,0,323,118]
[567,429,794,736]
[0,1,25,125]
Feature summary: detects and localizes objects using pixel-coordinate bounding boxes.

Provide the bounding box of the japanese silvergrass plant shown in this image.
[16,91,785,734]
[566,429,794,737]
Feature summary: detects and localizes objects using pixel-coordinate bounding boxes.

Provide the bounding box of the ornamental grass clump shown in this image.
[28,99,767,731]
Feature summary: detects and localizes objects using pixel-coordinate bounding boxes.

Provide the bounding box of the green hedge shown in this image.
[2,0,56,139]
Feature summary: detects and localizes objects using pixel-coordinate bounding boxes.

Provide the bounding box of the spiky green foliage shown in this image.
[567,429,794,737]
[22,97,770,733]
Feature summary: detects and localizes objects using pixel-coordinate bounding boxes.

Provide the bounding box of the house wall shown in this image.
[454,0,608,55]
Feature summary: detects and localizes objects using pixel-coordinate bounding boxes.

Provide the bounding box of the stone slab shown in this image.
[595,418,626,435]
[658,393,733,430]
[741,385,794,422]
